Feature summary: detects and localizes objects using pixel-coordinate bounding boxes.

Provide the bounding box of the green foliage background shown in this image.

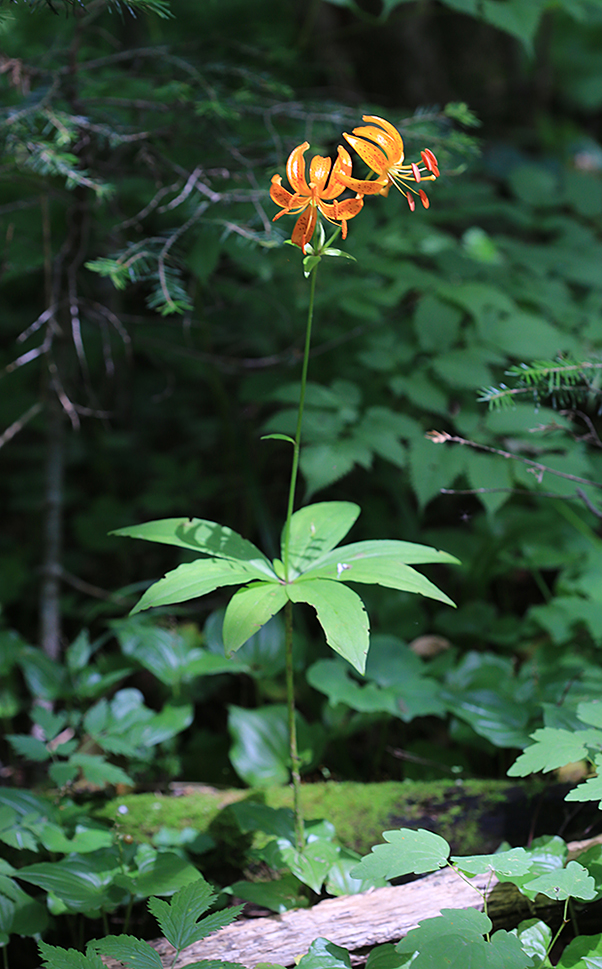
[2,0,602,786]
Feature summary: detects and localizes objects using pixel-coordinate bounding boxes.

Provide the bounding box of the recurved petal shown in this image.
[322,146,354,199]
[286,142,312,195]
[337,171,389,195]
[343,132,389,177]
[270,174,295,208]
[291,205,317,249]
[350,123,402,165]
[360,115,404,159]
[308,154,332,192]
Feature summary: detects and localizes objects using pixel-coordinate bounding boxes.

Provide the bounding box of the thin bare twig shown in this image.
[427,429,602,490]
[0,402,43,449]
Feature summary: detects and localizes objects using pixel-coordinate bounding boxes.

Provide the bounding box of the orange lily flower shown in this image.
[340,115,440,211]
[270,142,364,250]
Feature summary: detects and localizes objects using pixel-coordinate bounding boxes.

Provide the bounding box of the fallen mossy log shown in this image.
[100,835,602,969]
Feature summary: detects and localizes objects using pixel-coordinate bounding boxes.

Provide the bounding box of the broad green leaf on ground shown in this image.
[452,847,531,878]
[306,659,399,716]
[91,936,163,969]
[226,874,307,914]
[228,803,296,841]
[296,937,352,969]
[38,941,105,969]
[325,847,388,896]
[443,689,531,749]
[397,911,531,969]
[0,874,49,937]
[125,847,202,899]
[17,852,122,913]
[261,837,340,893]
[228,704,324,787]
[350,829,449,881]
[38,821,113,855]
[283,502,360,576]
[512,919,552,965]
[365,943,411,969]
[112,519,275,576]
[148,881,242,950]
[223,583,288,654]
[131,559,264,614]
[286,579,369,674]
[557,932,602,968]
[507,728,597,776]
[521,861,596,901]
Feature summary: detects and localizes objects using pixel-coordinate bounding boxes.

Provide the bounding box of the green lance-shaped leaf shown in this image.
[130,559,265,614]
[300,539,458,606]
[350,828,450,881]
[283,502,360,577]
[112,518,276,578]
[296,938,353,969]
[286,579,369,674]
[223,583,288,655]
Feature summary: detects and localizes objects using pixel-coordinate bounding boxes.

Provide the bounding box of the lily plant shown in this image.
[113,115,457,851]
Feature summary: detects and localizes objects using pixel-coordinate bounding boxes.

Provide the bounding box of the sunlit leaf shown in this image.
[222,583,288,654]
[283,502,360,576]
[350,828,450,881]
[286,579,369,674]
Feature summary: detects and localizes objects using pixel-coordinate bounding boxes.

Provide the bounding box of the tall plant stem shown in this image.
[285,599,304,850]
[281,263,318,852]
[283,265,317,577]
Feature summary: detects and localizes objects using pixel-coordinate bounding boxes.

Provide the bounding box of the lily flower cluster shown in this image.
[270,115,440,252]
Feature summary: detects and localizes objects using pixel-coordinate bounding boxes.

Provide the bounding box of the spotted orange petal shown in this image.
[308,154,332,193]
[343,132,389,177]
[286,142,312,196]
[291,205,317,249]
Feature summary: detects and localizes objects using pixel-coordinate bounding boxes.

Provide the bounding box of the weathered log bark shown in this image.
[100,835,602,969]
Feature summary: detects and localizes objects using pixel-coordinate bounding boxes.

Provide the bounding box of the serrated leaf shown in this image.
[112,518,274,577]
[148,879,239,950]
[351,828,450,881]
[38,940,105,969]
[452,847,532,878]
[131,559,265,615]
[507,727,594,776]
[522,861,596,901]
[91,936,163,969]
[283,502,360,576]
[7,734,50,762]
[222,583,288,654]
[396,907,491,954]
[286,579,369,674]
[68,754,134,787]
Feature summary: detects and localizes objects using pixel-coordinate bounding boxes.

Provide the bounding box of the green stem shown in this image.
[285,600,304,850]
[279,261,319,852]
[283,264,318,579]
